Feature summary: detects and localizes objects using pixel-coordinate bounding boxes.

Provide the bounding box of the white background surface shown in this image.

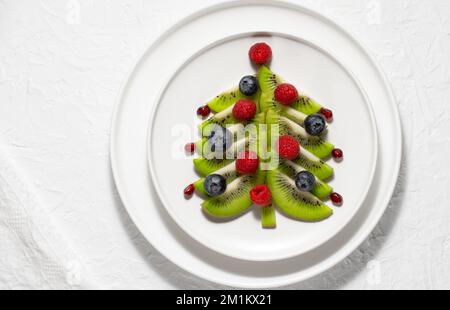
[0,0,449,289]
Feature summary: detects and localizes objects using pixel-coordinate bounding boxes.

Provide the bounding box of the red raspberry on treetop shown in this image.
[249,42,272,65]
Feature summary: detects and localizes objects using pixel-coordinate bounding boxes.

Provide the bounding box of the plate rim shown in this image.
[146,31,379,262]
[110,0,402,288]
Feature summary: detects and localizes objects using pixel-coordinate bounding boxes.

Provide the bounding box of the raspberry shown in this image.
[277,135,300,160]
[250,185,272,207]
[236,151,259,175]
[232,99,257,121]
[274,84,298,106]
[249,43,272,65]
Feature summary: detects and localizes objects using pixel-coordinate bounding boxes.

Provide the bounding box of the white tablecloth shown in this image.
[0,0,449,289]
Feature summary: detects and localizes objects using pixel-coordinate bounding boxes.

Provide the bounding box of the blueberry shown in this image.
[239,75,259,96]
[204,174,227,197]
[207,125,232,153]
[304,114,326,136]
[295,171,316,192]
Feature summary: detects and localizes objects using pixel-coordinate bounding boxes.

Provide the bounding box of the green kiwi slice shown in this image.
[291,95,322,115]
[267,169,332,222]
[196,135,253,161]
[193,138,246,177]
[206,87,261,113]
[260,94,311,124]
[266,109,334,159]
[258,66,283,95]
[259,92,278,112]
[194,111,263,176]
[257,67,323,115]
[200,91,263,132]
[206,88,244,113]
[199,104,238,132]
[202,169,266,218]
[277,160,333,199]
[293,150,334,181]
[260,90,322,116]
[193,158,233,177]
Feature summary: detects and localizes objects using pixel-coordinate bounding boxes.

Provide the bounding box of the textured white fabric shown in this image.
[0,146,94,289]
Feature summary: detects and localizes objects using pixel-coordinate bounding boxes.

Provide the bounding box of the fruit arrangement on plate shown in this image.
[184,43,344,228]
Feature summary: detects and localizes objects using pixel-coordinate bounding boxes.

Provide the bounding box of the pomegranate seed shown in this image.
[332,148,343,160]
[184,184,195,198]
[320,108,333,122]
[330,192,343,205]
[197,105,211,118]
[185,143,195,154]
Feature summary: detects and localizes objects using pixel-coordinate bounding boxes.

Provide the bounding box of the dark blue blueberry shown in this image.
[239,75,259,96]
[304,114,326,136]
[207,125,232,153]
[204,174,227,197]
[295,171,316,192]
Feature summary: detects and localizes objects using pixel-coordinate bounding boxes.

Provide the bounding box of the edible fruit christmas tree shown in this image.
[184,43,343,229]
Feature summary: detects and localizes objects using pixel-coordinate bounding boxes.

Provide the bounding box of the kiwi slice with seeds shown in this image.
[195,110,263,175]
[202,168,266,218]
[206,87,261,113]
[267,169,332,222]
[259,92,279,112]
[193,158,233,177]
[293,149,334,181]
[199,104,238,132]
[266,109,334,159]
[277,160,332,200]
[291,95,322,115]
[201,92,263,132]
[197,135,255,161]
[280,107,308,124]
[194,138,249,176]
[257,67,323,115]
[258,66,283,95]
[260,94,310,124]
[260,88,323,117]
[206,88,244,113]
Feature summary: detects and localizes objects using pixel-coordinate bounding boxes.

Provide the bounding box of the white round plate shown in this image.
[111,0,402,288]
[147,33,378,261]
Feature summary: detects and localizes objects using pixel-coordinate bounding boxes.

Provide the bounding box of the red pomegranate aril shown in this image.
[184,184,195,198]
[320,108,333,122]
[330,192,343,205]
[197,105,211,118]
[332,148,343,160]
[185,143,196,154]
